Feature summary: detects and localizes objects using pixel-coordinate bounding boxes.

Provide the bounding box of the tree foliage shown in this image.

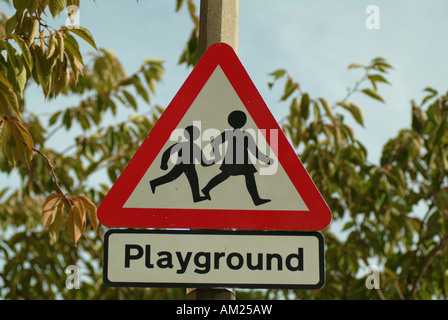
[266,58,448,300]
[0,0,447,300]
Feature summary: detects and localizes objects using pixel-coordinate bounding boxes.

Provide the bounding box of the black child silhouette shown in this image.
[150,125,212,202]
[202,110,274,206]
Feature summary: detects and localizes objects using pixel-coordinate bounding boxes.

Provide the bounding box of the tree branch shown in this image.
[29,145,70,204]
[407,234,448,299]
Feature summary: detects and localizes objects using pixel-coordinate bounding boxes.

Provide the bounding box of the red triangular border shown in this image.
[97,43,331,231]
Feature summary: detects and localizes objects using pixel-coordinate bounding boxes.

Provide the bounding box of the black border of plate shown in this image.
[103,229,325,289]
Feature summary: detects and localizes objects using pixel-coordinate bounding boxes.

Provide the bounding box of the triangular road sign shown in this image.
[98,43,331,231]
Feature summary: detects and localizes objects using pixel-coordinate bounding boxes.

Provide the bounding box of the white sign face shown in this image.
[103,229,325,289]
[123,66,308,212]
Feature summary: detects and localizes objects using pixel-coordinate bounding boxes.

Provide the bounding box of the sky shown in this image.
[1,0,448,218]
[31,0,448,162]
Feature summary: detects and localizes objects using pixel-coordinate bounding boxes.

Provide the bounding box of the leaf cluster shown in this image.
[0,1,174,299]
[268,58,447,300]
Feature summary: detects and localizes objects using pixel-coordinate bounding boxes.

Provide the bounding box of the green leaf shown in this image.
[48,0,67,18]
[371,58,394,71]
[319,98,333,117]
[11,34,34,72]
[342,101,364,127]
[289,97,299,118]
[13,0,29,14]
[0,70,12,90]
[312,100,320,124]
[0,120,11,147]
[368,74,390,85]
[63,32,84,65]
[32,46,53,98]
[268,69,287,80]
[0,87,21,119]
[27,0,40,14]
[5,14,18,35]
[434,119,447,146]
[176,0,184,12]
[53,55,70,96]
[368,74,391,90]
[280,78,297,101]
[122,90,138,110]
[66,26,98,51]
[0,92,10,116]
[361,88,385,103]
[132,75,150,104]
[300,93,310,120]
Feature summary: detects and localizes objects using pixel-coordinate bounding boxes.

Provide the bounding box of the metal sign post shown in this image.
[188,0,239,301]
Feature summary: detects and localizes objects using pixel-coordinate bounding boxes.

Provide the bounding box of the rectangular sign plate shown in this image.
[103,229,325,289]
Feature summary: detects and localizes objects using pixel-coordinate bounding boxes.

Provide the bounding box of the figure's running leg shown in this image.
[184,166,207,202]
[201,171,231,200]
[244,173,271,206]
[150,166,183,193]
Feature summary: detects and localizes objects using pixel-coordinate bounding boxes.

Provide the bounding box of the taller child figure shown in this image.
[202,110,274,206]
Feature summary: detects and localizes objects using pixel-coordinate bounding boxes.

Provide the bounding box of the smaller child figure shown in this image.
[150,125,212,203]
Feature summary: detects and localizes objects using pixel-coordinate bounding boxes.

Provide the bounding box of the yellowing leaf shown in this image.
[28,18,39,45]
[78,196,99,232]
[12,119,33,153]
[42,193,64,228]
[65,49,83,85]
[46,33,56,59]
[67,200,85,246]
[48,200,65,242]
[55,31,65,62]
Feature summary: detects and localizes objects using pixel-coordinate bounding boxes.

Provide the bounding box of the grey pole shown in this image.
[186,0,239,301]
[198,0,239,57]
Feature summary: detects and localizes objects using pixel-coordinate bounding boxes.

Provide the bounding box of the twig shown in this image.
[340,69,369,103]
[26,143,71,206]
[407,234,448,299]
[31,147,64,194]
